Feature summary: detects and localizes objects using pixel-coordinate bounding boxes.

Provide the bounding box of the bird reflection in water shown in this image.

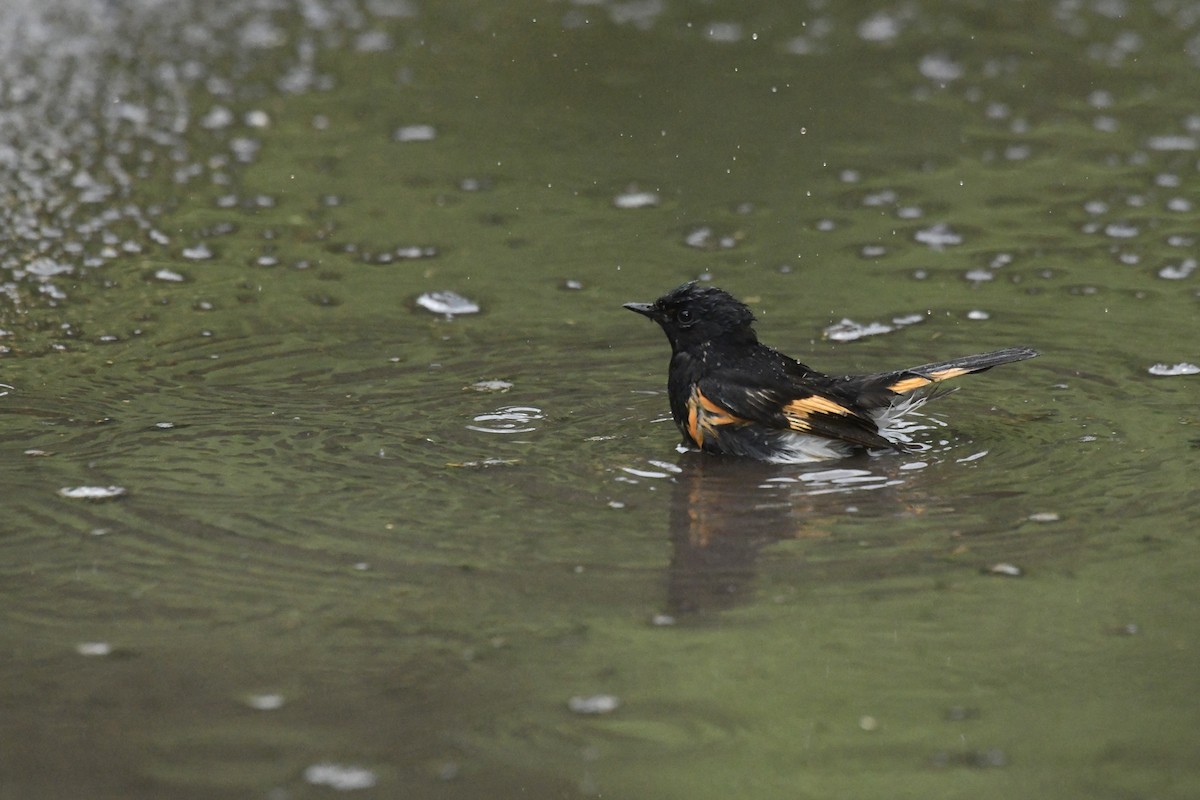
[664,452,912,618]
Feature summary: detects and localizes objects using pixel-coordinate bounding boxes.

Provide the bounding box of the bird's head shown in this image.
[624,282,758,352]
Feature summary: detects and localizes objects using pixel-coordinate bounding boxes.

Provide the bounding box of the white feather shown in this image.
[763,432,855,464]
[766,393,946,464]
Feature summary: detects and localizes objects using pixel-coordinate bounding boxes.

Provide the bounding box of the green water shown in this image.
[3,1,1199,798]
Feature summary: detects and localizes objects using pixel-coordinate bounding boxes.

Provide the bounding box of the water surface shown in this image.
[2,1,1199,798]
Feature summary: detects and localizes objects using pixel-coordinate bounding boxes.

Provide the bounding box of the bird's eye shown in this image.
[676,308,694,326]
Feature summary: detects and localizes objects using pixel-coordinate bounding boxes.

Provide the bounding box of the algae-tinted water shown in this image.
[2,1,1199,798]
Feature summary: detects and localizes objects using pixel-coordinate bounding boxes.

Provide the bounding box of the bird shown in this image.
[624,282,1039,463]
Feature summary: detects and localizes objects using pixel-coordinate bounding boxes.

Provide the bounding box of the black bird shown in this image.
[625,282,1038,463]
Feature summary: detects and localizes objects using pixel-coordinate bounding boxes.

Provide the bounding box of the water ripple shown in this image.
[467,406,545,434]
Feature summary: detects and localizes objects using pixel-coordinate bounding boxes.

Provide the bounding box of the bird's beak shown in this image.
[623,301,656,318]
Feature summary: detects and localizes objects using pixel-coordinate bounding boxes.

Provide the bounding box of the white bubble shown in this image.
[416,291,479,316]
[303,763,377,791]
[568,694,621,715]
[58,486,127,500]
[393,124,437,142]
[1147,362,1199,376]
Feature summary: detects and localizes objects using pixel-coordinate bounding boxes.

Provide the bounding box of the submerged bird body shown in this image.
[625,283,1038,463]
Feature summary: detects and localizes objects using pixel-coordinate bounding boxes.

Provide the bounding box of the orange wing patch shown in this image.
[686,388,747,446]
[781,394,854,433]
[785,395,854,417]
[686,398,702,445]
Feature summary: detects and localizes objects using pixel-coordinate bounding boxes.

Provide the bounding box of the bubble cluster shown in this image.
[0,0,410,328]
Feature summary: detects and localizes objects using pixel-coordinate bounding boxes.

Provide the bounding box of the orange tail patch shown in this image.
[887,366,969,395]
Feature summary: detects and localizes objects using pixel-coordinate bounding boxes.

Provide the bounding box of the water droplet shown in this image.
[230,137,261,163]
[918,53,964,82]
[394,245,438,259]
[244,109,271,128]
[1158,259,1196,280]
[613,188,660,209]
[861,189,897,207]
[200,106,234,130]
[354,31,393,52]
[58,486,128,500]
[858,13,901,42]
[684,226,741,250]
[181,243,214,260]
[393,124,437,142]
[568,694,620,715]
[704,22,742,43]
[1147,362,1199,376]
[416,290,479,316]
[245,693,284,710]
[1145,135,1197,151]
[822,315,920,343]
[1104,222,1139,238]
[303,763,377,791]
[466,380,513,393]
[914,222,963,249]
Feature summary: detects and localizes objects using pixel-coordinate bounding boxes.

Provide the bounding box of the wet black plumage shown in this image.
[625,282,1039,463]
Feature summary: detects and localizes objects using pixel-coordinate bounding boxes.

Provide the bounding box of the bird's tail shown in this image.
[842,347,1039,409]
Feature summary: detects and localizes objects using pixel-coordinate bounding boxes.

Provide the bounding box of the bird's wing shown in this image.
[693,371,897,451]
